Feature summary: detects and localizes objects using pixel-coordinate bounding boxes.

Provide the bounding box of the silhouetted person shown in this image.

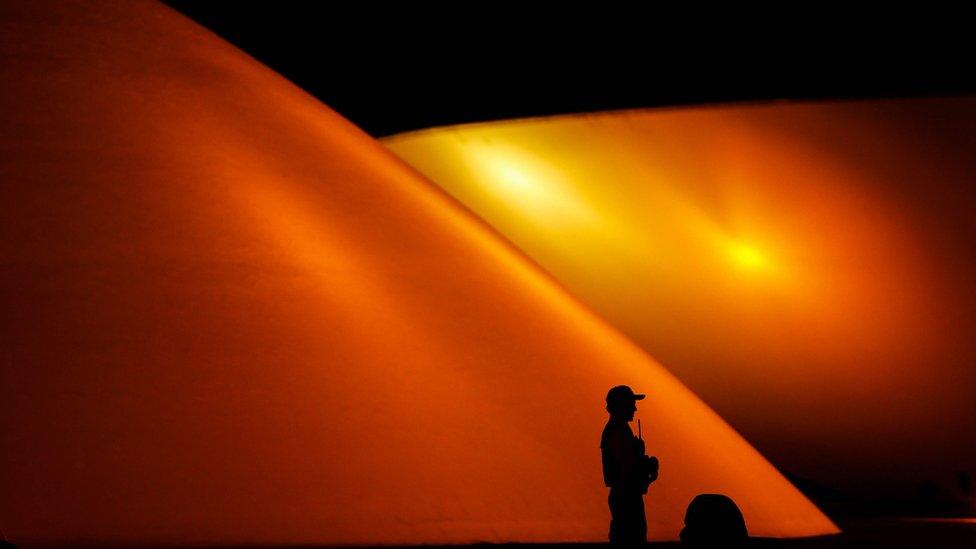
[916,479,941,515]
[680,494,748,548]
[0,527,14,549]
[601,385,658,544]
[956,470,973,513]
[958,470,972,495]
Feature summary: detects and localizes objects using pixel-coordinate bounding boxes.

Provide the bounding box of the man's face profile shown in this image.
[624,401,637,422]
[609,399,637,421]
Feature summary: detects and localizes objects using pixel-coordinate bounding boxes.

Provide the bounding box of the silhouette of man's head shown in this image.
[606,385,645,421]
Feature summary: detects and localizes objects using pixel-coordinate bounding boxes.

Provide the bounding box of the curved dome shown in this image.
[0,1,835,545]
[384,98,976,502]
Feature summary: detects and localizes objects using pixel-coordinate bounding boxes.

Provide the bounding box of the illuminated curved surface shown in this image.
[384,99,976,501]
[0,1,835,545]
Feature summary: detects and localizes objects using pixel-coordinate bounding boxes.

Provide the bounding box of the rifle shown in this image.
[637,419,659,494]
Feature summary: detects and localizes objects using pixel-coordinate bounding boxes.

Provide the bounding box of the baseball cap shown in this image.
[606,385,646,403]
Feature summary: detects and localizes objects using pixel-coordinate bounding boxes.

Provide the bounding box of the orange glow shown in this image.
[0,1,835,546]
[729,242,767,270]
[384,99,976,502]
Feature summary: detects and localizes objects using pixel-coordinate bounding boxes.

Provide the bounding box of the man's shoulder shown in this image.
[600,419,632,447]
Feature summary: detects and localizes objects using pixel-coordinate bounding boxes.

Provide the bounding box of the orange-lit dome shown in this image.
[0,1,835,545]
[384,98,976,502]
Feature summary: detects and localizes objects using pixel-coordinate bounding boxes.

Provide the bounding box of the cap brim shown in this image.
[634,393,646,400]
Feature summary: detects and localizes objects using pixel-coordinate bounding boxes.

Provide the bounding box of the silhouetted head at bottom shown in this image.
[680,493,748,548]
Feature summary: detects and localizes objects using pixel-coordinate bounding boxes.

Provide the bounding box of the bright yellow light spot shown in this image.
[730,243,767,270]
[465,143,599,228]
[490,157,537,194]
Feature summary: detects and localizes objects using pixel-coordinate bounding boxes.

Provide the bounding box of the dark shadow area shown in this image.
[11,517,976,547]
[29,518,970,548]
[781,467,976,520]
[679,494,748,548]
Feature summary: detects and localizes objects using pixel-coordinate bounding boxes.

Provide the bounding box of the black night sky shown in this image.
[164,3,975,136]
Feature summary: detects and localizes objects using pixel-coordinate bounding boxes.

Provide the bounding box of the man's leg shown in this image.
[608,490,646,544]
[635,493,647,543]
[608,492,620,543]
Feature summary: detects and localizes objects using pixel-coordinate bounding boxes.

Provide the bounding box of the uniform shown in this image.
[601,417,648,544]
